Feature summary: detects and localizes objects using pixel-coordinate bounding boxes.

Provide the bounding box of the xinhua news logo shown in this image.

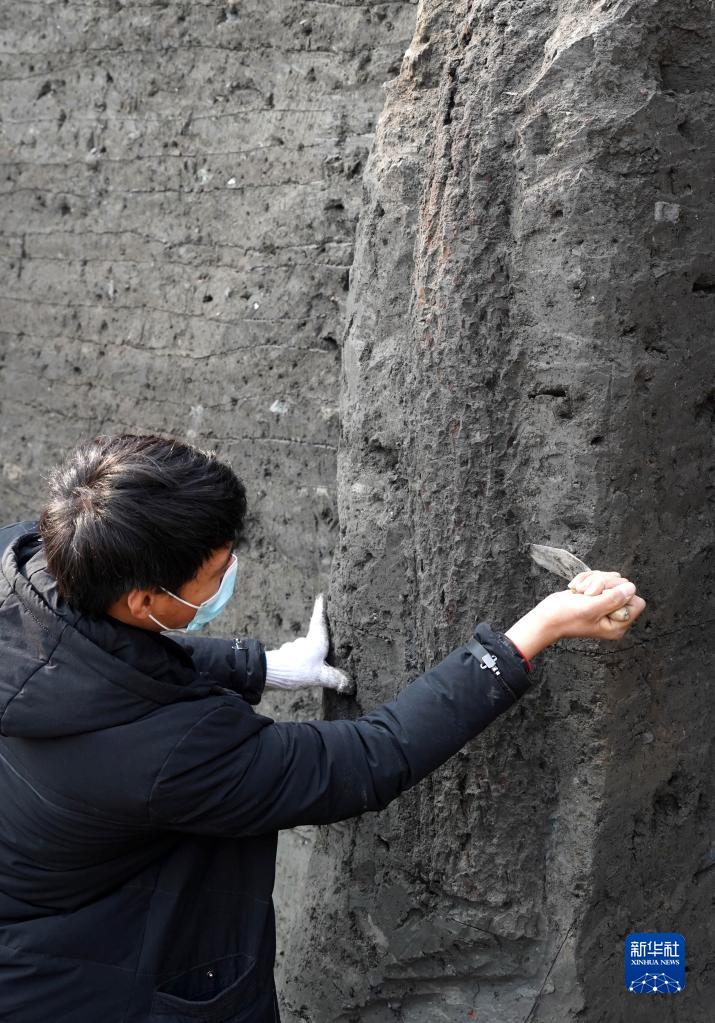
[625,932,686,994]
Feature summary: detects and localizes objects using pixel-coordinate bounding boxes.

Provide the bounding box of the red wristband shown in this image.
[508,638,533,673]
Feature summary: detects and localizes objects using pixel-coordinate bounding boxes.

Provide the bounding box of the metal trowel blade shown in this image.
[529,544,590,582]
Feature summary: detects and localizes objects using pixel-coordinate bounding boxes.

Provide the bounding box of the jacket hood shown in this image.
[0,520,210,740]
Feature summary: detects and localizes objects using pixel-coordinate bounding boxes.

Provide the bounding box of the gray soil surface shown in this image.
[1,1,712,1020]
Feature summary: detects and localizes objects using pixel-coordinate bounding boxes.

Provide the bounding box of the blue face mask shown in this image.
[149,553,238,633]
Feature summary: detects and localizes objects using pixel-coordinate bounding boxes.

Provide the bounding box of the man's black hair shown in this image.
[38,433,248,617]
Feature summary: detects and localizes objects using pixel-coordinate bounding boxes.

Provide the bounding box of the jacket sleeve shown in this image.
[148,622,535,838]
[169,634,267,706]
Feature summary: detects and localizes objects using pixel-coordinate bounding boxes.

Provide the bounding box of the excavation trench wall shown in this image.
[1,1,712,1021]
[0,0,414,981]
[280,1,713,1020]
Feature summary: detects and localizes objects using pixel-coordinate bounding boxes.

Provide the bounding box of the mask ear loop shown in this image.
[148,612,176,632]
[159,587,202,610]
[160,552,238,610]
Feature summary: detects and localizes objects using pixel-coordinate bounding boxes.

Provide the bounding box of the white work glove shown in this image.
[265,593,354,695]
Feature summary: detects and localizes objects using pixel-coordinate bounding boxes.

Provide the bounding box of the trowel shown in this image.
[529,544,631,622]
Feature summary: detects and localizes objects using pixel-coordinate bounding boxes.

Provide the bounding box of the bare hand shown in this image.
[538,574,646,642]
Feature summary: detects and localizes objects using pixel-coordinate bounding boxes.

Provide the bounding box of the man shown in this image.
[0,433,645,1022]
